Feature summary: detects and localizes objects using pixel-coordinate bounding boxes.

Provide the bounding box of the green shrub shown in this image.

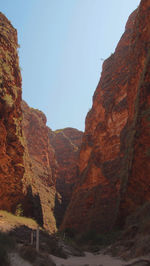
[15,203,23,217]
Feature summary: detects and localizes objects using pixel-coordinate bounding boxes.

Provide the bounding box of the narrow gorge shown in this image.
[0,0,150,245]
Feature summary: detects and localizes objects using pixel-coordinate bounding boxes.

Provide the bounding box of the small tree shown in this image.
[15,203,23,216]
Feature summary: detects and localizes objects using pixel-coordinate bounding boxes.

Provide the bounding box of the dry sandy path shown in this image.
[50,251,126,266]
[9,252,32,266]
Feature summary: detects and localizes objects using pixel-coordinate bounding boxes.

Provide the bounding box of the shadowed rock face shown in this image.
[0,12,59,232]
[49,128,83,227]
[21,102,83,231]
[0,12,24,212]
[61,0,150,233]
[21,101,58,232]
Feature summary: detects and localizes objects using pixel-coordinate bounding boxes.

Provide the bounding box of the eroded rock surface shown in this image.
[21,101,58,232]
[21,102,82,231]
[0,12,24,212]
[49,128,83,226]
[62,0,150,233]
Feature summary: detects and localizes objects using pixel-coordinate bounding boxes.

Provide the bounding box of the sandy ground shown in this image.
[9,251,150,266]
[9,252,32,266]
[50,251,126,266]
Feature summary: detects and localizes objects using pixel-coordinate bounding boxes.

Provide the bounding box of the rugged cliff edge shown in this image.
[0,12,24,212]
[61,0,150,233]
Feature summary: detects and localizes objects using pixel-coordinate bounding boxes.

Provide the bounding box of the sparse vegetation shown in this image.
[62,227,77,238]
[40,230,67,258]
[54,129,65,134]
[58,227,121,254]
[15,203,24,217]
[75,229,121,248]
[125,201,150,232]
[3,94,14,107]
[0,210,38,229]
[19,245,38,263]
[106,202,150,259]
[19,243,57,266]
[0,211,59,264]
[0,232,16,266]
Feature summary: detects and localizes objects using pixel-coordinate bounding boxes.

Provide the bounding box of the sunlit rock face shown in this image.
[49,128,83,227]
[119,0,150,223]
[21,101,58,232]
[0,12,24,212]
[61,0,150,233]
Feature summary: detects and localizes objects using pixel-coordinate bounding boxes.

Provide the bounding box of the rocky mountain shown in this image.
[61,0,150,233]
[0,12,24,212]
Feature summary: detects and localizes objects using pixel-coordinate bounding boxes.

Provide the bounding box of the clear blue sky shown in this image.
[1,0,140,131]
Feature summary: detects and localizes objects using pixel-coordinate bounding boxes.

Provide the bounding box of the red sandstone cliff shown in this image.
[21,102,82,231]
[61,0,150,233]
[49,128,83,226]
[0,13,24,212]
[21,101,58,232]
[0,12,59,231]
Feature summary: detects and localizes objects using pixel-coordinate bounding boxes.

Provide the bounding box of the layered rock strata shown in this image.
[62,0,150,233]
[0,13,24,212]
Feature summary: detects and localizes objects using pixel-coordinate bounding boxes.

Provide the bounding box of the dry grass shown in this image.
[0,210,38,232]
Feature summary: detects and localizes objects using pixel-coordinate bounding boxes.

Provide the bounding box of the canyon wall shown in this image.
[0,13,58,231]
[2,0,150,236]
[0,11,82,231]
[0,12,24,212]
[49,128,83,226]
[22,101,83,231]
[21,101,58,232]
[62,0,150,233]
